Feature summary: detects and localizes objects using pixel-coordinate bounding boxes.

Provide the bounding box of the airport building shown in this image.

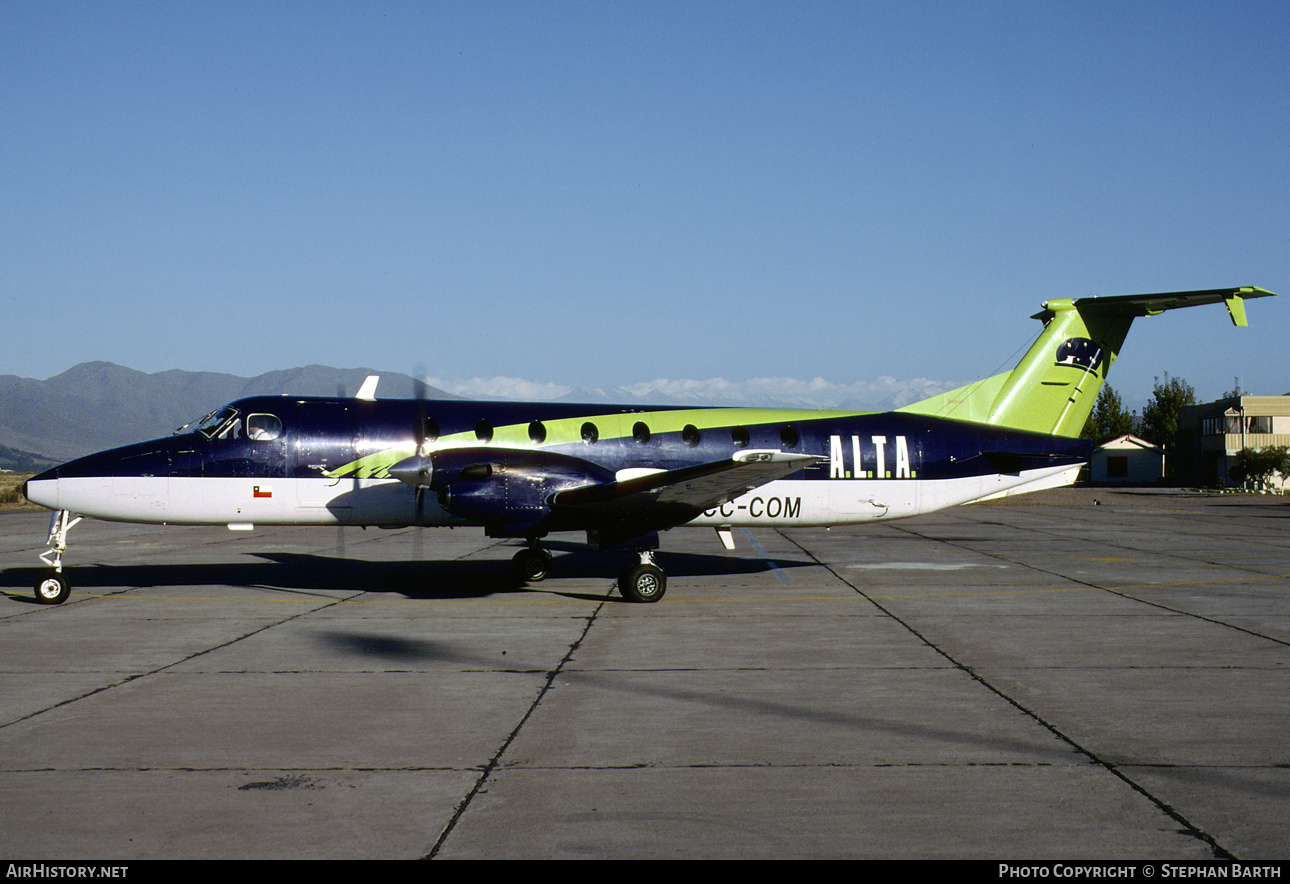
[1089,435,1165,485]
[1175,395,1290,489]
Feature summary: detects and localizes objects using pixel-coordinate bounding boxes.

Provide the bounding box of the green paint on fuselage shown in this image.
[328,405,873,479]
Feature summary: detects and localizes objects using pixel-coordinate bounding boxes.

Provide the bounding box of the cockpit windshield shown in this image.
[173,406,242,440]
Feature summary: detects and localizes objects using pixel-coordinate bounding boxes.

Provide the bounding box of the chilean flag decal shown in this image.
[253,485,273,499]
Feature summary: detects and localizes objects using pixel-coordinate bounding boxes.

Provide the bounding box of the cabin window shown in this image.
[529,421,547,444]
[633,421,651,445]
[780,426,799,450]
[476,420,493,443]
[682,424,701,447]
[247,413,283,441]
[731,426,749,448]
[582,422,599,444]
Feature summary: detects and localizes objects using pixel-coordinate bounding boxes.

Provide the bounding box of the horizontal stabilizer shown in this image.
[1047,286,1275,326]
[903,285,1275,436]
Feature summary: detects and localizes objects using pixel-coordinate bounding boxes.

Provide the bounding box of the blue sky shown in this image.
[4,1,1287,409]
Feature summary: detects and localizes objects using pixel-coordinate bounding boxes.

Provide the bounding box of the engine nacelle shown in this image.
[393,447,614,535]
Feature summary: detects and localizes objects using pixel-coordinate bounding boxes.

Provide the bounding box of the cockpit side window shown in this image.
[247,413,283,441]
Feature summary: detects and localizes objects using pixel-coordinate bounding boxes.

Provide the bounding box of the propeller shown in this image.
[412,367,429,567]
[413,371,429,525]
[335,381,348,559]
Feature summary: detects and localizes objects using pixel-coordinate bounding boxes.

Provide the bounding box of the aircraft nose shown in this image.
[23,467,60,509]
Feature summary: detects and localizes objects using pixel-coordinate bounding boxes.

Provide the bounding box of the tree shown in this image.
[1229,447,1290,491]
[1083,384,1135,443]
[1139,373,1196,450]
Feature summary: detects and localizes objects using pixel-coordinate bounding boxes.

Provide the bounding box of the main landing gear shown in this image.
[617,551,666,603]
[34,510,81,605]
[510,541,553,582]
[510,541,668,603]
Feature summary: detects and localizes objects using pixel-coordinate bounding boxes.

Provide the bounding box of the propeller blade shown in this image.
[413,367,428,525]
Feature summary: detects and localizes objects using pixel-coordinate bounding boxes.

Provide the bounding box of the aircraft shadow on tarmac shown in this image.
[315,628,1079,762]
[0,544,812,604]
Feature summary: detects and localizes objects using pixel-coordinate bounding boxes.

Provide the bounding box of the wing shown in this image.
[551,449,821,528]
[390,445,820,545]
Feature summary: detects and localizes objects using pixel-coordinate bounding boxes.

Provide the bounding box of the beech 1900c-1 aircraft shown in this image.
[23,287,1275,605]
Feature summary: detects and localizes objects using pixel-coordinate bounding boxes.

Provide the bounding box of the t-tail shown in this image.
[899,287,1275,436]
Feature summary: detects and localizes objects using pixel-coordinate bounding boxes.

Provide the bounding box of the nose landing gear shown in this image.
[34,510,81,605]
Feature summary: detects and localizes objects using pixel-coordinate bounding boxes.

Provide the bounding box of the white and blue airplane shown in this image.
[24,287,1273,605]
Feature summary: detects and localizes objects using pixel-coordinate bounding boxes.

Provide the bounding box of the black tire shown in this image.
[618,563,666,603]
[511,548,552,582]
[35,572,70,606]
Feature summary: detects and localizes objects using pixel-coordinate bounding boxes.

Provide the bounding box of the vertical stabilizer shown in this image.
[899,287,1274,436]
[978,298,1131,436]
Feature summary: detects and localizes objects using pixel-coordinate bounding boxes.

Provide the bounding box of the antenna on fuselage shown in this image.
[356,376,379,401]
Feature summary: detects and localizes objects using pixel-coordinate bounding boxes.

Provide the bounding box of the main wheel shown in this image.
[618,563,666,603]
[35,572,70,606]
[511,547,553,582]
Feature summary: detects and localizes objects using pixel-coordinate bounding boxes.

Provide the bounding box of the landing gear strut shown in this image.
[618,551,666,603]
[34,510,81,605]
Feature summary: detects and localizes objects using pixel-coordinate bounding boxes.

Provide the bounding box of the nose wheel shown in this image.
[35,573,70,605]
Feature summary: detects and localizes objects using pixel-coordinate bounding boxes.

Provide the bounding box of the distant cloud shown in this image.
[423,374,960,410]
[424,376,573,402]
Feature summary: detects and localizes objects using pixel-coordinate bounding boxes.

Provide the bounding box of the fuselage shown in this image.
[25,394,1093,533]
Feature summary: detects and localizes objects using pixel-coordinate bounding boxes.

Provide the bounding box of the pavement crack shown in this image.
[889,521,1290,648]
[424,594,609,859]
[0,598,345,731]
[778,528,1238,861]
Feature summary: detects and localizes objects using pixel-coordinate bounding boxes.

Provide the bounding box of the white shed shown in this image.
[1090,435,1165,485]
